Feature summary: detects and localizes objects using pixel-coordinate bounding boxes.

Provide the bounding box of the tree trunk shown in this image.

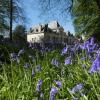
[10,0,13,41]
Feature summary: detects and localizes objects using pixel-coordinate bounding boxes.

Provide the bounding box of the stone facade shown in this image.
[27,21,74,44]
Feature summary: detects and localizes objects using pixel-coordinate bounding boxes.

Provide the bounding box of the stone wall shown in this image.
[27,33,44,43]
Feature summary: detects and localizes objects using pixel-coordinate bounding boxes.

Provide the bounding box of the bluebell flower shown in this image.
[51,58,59,67]
[64,57,72,65]
[89,55,100,73]
[75,44,81,51]
[87,44,96,53]
[10,53,17,60]
[80,37,96,53]
[24,63,30,68]
[50,87,58,100]
[84,39,90,47]
[10,53,20,63]
[36,79,43,92]
[61,47,68,55]
[95,49,100,58]
[74,97,78,100]
[80,40,89,50]
[54,80,62,88]
[80,57,86,61]
[35,65,42,72]
[80,44,86,50]
[90,37,95,45]
[18,48,24,56]
[70,83,84,94]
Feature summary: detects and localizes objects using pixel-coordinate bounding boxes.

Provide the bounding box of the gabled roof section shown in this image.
[48,21,60,29]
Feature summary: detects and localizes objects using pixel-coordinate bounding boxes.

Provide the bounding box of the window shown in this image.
[32,38,36,42]
[36,29,38,32]
[32,38,34,41]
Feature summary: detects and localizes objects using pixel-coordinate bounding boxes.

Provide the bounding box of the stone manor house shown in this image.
[27,21,75,44]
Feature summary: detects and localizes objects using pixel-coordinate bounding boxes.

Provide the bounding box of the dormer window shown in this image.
[36,29,38,32]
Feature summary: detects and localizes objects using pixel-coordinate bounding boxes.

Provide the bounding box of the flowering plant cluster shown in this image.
[0,37,100,99]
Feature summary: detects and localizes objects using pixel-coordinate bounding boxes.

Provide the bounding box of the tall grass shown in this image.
[0,47,100,100]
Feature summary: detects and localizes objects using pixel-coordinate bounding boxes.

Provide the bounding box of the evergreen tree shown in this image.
[0,0,24,41]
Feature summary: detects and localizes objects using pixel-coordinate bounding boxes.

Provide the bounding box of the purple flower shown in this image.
[61,47,68,55]
[75,44,81,51]
[18,48,24,56]
[87,44,96,53]
[70,83,84,94]
[36,79,43,92]
[64,57,72,65]
[96,49,100,57]
[80,37,96,53]
[51,59,59,67]
[50,87,58,100]
[10,53,17,59]
[80,44,86,50]
[24,63,30,68]
[74,97,78,100]
[80,40,90,50]
[54,80,62,88]
[35,65,42,72]
[80,57,86,61]
[90,37,95,45]
[10,53,20,63]
[89,55,100,73]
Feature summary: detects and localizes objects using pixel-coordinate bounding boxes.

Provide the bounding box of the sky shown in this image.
[21,0,75,34]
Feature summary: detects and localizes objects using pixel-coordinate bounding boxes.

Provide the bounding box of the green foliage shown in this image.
[72,0,100,40]
[12,25,27,44]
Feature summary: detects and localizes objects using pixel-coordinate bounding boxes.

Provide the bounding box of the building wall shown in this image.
[27,32,75,44]
[44,32,67,43]
[27,33,44,43]
[27,32,68,43]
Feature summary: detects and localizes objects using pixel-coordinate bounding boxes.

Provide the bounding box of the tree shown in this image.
[12,25,26,43]
[72,0,100,41]
[9,0,25,41]
[13,25,26,35]
[0,0,9,33]
[0,0,24,41]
